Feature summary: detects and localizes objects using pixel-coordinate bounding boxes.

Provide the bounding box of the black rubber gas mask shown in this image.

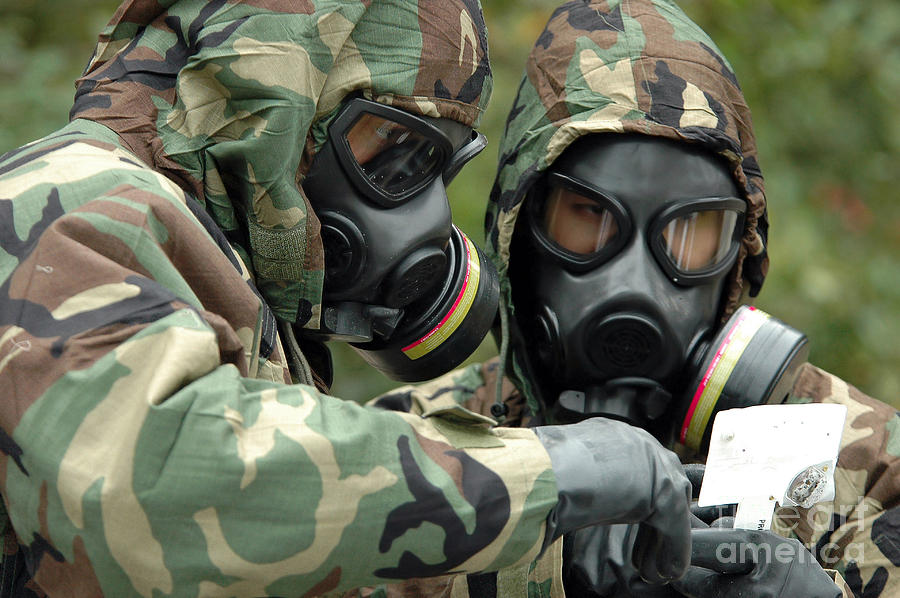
[303,98,498,381]
[511,135,807,451]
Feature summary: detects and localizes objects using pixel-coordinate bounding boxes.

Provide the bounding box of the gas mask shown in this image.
[510,135,807,452]
[303,97,499,382]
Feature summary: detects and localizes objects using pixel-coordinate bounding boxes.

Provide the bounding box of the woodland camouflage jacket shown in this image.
[0,1,565,596]
[367,0,900,596]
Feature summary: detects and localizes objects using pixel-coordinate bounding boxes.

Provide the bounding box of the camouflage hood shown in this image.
[484,0,768,412]
[70,0,492,326]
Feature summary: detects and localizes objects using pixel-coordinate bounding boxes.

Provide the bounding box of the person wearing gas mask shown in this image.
[372,0,899,596]
[0,0,698,595]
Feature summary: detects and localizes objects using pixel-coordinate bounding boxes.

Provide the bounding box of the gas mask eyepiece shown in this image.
[319,96,485,207]
[302,98,496,381]
[529,171,745,284]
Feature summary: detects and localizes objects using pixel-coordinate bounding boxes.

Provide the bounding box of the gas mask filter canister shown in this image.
[677,305,810,453]
[349,225,499,382]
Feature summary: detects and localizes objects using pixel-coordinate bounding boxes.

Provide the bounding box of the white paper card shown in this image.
[698,404,847,528]
[734,496,778,531]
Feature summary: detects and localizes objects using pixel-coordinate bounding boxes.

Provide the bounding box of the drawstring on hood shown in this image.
[485,0,769,420]
[70,0,492,327]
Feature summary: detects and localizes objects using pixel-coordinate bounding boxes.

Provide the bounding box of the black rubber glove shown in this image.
[535,418,692,584]
[563,523,680,597]
[672,528,843,598]
[563,517,842,597]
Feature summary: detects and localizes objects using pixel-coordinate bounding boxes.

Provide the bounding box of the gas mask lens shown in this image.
[329,98,483,207]
[530,173,632,270]
[650,198,745,284]
[344,113,443,196]
[661,210,737,271]
[545,185,620,254]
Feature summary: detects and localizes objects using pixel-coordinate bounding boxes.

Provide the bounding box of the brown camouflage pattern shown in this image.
[0,1,576,596]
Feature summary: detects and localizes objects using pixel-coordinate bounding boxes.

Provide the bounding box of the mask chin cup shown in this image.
[553,378,672,425]
[349,226,500,382]
[678,305,810,454]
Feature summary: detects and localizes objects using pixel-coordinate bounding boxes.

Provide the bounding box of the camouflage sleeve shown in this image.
[367,363,567,598]
[0,129,558,596]
[371,358,534,428]
[772,363,900,598]
[328,531,565,598]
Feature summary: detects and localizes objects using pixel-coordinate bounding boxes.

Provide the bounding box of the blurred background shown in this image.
[3,0,897,407]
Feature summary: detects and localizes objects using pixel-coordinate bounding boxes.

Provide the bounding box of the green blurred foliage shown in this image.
[2,0,896,406]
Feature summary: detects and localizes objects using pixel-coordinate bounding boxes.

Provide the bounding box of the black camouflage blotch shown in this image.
[483,211,494,236]
[0,135,82,172]
[0,548,42,598]
[117,156,144,168]
[375,435,510,578]
[47,275,188,356]
[743,252,767,297]
[499,164,541,212]
[23,533,65,579]
[295,299,313,328]
[1,271,181,357]
[502,78,529,135]
[843,561,888,598]
[0,188,65,261]
[434,79,451,100]
[535,26,554,50]
[872,506,900,565]
[456,61,491,106]
[703,91,728,132]
[258,300,278,359]
[0,141,81,179]
[700,43,740,89]
[69,93,112,119]
[433,57,490,107]
[489,226,499,252]
[741,154,763,180]
[371,391,413,413]
[433,0,490,107]
[644,62,687,127]
[566,1,623,33]
[814,512,849,564]
[0,427,27,476]
[426,385,477,402]
[678,127,738,156]
[185,194,241,272]
[72,2,246,117]
[460,0,491,106]
[0,131,84,165]
[466,571,498,596]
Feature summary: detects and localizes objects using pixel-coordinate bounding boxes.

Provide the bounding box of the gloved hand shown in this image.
[563,516,842,597]
[674,528,843,598]
[535,418,692,584]
[563,523,679,597]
